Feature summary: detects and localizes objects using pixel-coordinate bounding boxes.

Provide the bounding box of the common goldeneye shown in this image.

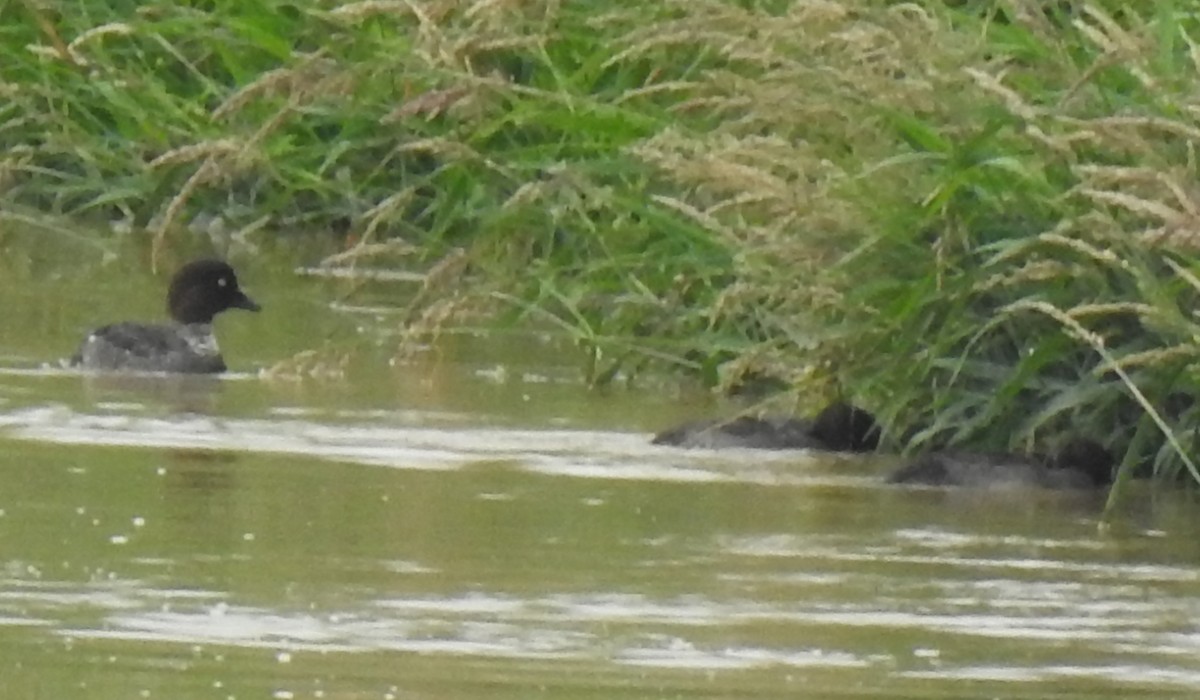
[71,259,260,373]
[652,402,880,452]
[886,438,1113,489]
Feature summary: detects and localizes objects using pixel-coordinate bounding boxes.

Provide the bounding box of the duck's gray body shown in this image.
[73,322,226,374]
[70,259,259,374]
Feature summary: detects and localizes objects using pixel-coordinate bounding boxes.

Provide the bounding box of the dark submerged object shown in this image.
[652,402,880,452]
[71,259,261,374]
[886,438,1113,490]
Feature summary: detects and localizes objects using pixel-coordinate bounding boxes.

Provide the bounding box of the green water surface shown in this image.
[0,250,1198,699]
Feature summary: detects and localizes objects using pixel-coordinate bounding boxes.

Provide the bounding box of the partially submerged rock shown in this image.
[886,438,1113,490]
[652,402,880,452]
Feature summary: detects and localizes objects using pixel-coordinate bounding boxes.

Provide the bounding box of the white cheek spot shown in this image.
[218,277,228,287]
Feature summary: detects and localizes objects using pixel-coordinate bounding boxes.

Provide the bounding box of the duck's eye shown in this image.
[218,277,228,287]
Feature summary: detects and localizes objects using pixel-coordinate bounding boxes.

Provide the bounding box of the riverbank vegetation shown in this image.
[7,0,1200,501]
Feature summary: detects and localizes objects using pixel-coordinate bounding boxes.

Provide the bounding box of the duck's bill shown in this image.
[233,293,262,312]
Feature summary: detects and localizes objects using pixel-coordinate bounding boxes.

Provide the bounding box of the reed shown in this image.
[617,1,1200,498]
[7,1,1200,498]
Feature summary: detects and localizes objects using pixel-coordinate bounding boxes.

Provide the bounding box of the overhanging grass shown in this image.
[620,1,1200,502]
[8,1,1200,507]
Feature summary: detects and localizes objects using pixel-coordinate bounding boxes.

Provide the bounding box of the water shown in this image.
[1,252,1199,698]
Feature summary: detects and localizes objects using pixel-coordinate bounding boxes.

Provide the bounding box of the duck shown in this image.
[652,401,880,452]
[886,438,1113,489]
[71,259,260,373]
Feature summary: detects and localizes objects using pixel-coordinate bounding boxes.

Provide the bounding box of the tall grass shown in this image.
[620,1,1200,495]
[6,0,736,382]
[8,1,1200,500]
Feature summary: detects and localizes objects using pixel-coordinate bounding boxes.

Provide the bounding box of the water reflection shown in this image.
[0,402,813,481]
[78,373,225,415]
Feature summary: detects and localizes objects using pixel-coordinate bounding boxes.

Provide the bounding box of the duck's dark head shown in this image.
[810,401,881,452]
[167,259,261,325]
[1050,438,1114,487]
